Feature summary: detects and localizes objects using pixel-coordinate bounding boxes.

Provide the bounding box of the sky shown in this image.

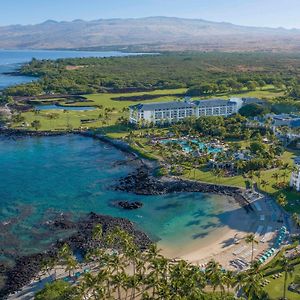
[2,0,300,29]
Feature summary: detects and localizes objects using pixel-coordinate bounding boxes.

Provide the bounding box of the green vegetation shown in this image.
[11,89,184,131]
[3,52,299,97]
[262,247,300,300]
[35,280,76,300]
[36,225,273,300]
[4,52,300,299]
[107,115,300,213]
[239,103,270,117]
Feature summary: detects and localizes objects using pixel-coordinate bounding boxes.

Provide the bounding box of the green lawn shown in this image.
[228,85,284,100]
[13,85,284,131]
[13,89,186,131]
[264,263,300,300]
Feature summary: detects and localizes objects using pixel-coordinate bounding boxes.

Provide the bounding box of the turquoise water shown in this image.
[161,139,222,153]
[34,104,96,111]
[0,49,146,90]
[0,135,231,262]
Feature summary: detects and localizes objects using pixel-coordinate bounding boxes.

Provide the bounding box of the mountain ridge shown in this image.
[1,16,300,52]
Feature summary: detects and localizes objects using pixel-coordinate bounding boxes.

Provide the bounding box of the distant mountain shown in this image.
[1,16,300,52]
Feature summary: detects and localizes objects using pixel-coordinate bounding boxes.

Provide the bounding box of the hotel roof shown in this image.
[130,99,235,111]
[195,99,235,107]
[129,101,196,111]
[242,97,266,105]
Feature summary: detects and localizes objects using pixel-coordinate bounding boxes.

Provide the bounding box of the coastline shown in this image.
[0,212,152,299]
[0,129,266,298]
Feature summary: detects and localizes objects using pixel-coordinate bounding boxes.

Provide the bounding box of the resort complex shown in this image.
[129,97,258,125]
[2,46,300,299]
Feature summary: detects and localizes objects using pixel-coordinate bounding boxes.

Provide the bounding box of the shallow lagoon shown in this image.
[0,135,233,262]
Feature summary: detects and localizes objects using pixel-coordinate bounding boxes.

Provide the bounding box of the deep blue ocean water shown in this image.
[0,49,144,90]
[0,135,230,262]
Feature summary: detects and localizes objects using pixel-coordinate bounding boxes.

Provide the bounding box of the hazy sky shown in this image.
[2,0,300,29]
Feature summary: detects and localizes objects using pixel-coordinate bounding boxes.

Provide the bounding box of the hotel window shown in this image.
[155,112,163,119]
[213,108,219,115]
[206,108,212,115]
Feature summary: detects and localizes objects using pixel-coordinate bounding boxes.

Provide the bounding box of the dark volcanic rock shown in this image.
[116,166,254,213]
[0,212,151,299]
[117,201,143,210]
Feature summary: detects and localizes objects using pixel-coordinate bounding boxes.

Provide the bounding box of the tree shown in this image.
[249,141,266,155]
[34,280,75,300]
[246,81,258,91]
[292,213,300,228]
[31,120,41,131]
[277,193,288,221]
[205,259,225,296]
[260,179,269,191]
[277,193,287,209]
[237,271,264,300]
[272,172,280,185]
[245,233,258,262]
[279,256,295,300]
[239,104,268,117]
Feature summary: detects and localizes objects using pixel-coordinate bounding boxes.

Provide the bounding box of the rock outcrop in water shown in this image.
[0,212,151,299]
[117,201,143,210]
[116,166,254,213]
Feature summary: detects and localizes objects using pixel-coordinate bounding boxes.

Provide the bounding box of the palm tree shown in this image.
[277,193,288,220]
[272,172,280,185]
[254,171,261,187]
[247,171,255,190]
[245,233,258,262]
[92,223,103,241]
[205,259,225,295]
[260,179,269,192]
[223,270,236,296]
[279,256,295,300]
[237,271,264,300]
[292,213,300,228]
[236,160,246,175]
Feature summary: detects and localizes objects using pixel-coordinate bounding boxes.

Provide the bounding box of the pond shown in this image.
[34,104,96,111]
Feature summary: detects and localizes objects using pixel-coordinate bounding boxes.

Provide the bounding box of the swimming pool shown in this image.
[160,139,222,154]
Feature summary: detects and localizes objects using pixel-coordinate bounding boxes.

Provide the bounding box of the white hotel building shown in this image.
[129,98,244,125]
[290,157,300,191]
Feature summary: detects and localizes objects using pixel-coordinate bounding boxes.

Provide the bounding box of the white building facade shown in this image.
[129,98,242,125]
[290,157,300,191]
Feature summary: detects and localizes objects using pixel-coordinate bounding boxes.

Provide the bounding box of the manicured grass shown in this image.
[13,89,186,131]
[191,85,284,101]
[264,263,300,300]
[229,85,284,100]
[85,88,187,109]
[183,168,247,188]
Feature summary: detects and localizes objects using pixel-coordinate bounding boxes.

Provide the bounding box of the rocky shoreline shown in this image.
[0,212,151,299]
[116,166,254,213]
[0,130,253,298]
[0,128,81,137]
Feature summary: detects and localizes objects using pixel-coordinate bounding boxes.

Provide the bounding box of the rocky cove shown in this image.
[0,212,152,298]
[0,131,253,298]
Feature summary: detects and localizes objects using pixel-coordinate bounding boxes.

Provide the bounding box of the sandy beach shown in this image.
[159,192,285,270]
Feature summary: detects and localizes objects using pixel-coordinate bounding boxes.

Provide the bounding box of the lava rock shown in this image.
[117,201,143,210]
